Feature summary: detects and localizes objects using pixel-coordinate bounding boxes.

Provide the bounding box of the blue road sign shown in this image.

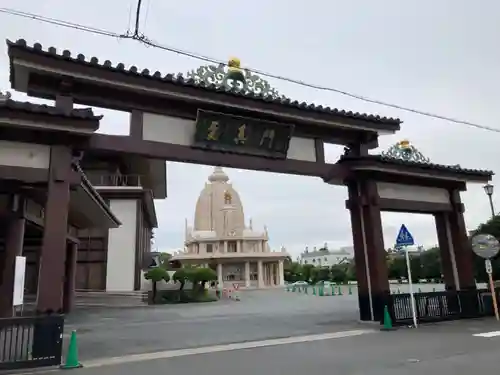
[395,224,414,247]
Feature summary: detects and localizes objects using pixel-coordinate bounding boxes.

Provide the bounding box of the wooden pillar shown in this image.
[346,181,372,321]
[0,209,25,317]
[63,242,78,313]
[360,181,390,322]
[434,213,459,291]
[36,146,72,314]
[448,190,475,290]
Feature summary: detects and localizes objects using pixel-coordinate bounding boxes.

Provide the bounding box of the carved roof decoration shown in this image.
[186,60,287,101]
[340,139,493,177]
[381,140,431,164]
[0,90,102,120]
[7,39,401,126]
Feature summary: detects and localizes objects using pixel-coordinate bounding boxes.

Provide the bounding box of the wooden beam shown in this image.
[88,134,336,178]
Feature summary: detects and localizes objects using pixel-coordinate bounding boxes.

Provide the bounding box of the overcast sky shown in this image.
[1,0,499,256]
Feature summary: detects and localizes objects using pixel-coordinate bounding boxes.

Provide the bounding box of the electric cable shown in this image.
[1,6,498,133]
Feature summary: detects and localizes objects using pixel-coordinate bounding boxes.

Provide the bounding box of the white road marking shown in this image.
[473,331,500,338]
[16,329,376,374]
[83,329,375,368]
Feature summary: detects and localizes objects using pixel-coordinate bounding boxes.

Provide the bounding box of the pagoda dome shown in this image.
[193,167,245,236]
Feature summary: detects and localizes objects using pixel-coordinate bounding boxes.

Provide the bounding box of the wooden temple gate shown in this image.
[0,39,495,368]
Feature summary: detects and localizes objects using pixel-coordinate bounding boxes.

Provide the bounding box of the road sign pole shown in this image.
[485,259,499,321]
[403,245,418,328]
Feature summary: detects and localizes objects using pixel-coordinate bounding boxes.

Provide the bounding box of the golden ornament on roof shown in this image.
[398,139,411,149]
[226,57,245,83]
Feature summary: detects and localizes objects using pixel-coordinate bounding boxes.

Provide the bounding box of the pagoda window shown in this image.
[228,241,237,253]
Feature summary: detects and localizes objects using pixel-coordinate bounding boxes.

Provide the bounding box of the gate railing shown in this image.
[389,288,500,326]
[0,314,64,370]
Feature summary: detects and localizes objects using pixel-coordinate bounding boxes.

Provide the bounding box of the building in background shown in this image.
[171,167,289,288]
[386,245,425,258]
[75,149,165,293]
[298,244,353,267]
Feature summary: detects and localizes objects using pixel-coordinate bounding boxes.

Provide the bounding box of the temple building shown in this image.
[171,167,289,288]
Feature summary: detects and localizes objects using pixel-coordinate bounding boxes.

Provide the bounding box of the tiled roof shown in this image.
[0,97,102,121]
[7,39,401,127]
[340,154,493,177]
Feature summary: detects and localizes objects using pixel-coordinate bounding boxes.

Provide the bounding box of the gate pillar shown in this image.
[347,180,390,321]
[36,146,72,314]
[435,190,477,316]
[448,191,475,290]
[434,213,459,291]
[346,181,372,321]
[63,242,78,313]
[361,181,390,322]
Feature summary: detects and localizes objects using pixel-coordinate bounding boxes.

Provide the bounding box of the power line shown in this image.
[0,8,125,38]
[133,0,143,37]
[1,6,499,133]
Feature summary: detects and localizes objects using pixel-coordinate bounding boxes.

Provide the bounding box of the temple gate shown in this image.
[4,39,494,322]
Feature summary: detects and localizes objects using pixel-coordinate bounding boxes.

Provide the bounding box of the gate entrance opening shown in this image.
[0,39,493,324]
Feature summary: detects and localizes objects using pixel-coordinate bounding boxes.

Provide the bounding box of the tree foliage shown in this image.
[284,213,500,285]
[144,267,170,301]
[173,268,191,290]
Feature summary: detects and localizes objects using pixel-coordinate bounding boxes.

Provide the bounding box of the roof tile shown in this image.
[0,96,102,121]
[7,39,401,126]
[340,154,493,177]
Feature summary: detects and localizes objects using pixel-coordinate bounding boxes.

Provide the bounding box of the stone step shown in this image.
[74,290,147,306]
[75,290,145,298]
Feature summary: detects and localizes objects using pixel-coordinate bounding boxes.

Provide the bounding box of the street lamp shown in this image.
[483,183,495,219]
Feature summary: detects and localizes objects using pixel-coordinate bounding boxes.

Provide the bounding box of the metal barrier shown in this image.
[391,291,460,325]
[389,289,500,325]
[0,314,64,370]
[389,289,500,326]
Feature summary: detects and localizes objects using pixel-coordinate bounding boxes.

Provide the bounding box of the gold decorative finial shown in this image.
[228,57,241,69]
[224,190,232,205]
[226,57,245,83]
[398,139,410,149]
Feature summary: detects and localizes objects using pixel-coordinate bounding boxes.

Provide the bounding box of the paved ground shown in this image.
[64,289,364,361]
[62,283,491,361]
[21,317,500,375]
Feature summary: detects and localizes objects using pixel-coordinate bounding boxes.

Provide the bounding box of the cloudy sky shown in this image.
[1,0,499,256]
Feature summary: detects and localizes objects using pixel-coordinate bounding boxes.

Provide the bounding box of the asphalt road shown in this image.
[48,318,500,375]
[65,289,364,361]
[62,284,493,362]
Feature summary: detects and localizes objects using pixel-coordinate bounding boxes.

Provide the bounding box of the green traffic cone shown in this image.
[60,330,83,369]
[380,305,396,331]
